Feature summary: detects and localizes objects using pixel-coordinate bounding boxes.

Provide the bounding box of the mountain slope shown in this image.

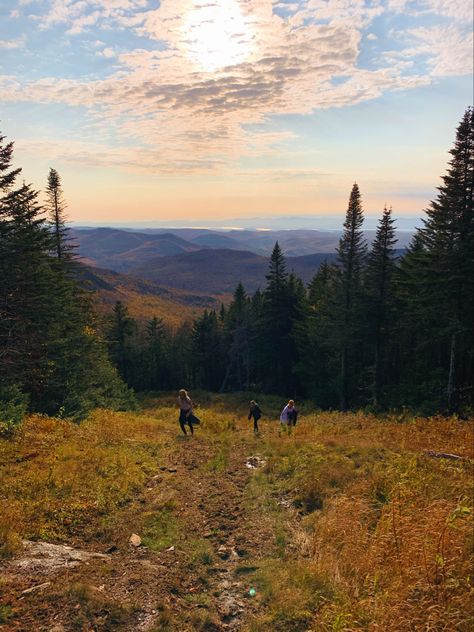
[131,249,338,293]
[77,264,218,325]
[71,228,204,272]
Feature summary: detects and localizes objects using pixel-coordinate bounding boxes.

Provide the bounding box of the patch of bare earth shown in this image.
[0,427,275,631]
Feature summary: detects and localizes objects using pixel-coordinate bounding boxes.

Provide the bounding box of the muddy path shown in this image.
[0,423,280,632]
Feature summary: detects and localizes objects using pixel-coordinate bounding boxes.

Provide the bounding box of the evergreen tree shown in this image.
[406,107,474,412]
[220,282,251,391]
[334,183,367,410]
[259,242,292,392]
[107,301,136,384]
[45,168,71,260]
[192,310,224,390]
[365,206,398,406]
[0,130,132,419]
[295,261,339,406]
[143,316,167,390]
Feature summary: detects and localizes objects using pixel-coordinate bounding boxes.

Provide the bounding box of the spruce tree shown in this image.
[260,242,292,392]
[335,183,367,410]
[192,310,224,390]
[45,168,71,260]
[108,301,136,383]
[220,282,251,391]
[0,130,132,419]
[295,262,339,406]
[365,206,398,406]
[142,316,167,390]
[414,107,474,412]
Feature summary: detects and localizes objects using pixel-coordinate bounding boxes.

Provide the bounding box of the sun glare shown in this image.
[183,1,253,72]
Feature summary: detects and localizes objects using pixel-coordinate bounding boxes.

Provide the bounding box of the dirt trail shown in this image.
[1,424,278,632]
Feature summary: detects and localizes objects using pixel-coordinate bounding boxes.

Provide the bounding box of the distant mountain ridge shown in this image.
[70,228,205,272]
[72,226,414,275]
[130,248,339,293]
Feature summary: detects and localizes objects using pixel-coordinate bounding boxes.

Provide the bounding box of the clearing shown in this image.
[1,393,473,631]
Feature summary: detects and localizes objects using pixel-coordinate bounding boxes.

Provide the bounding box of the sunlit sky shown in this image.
[0,0,472,228]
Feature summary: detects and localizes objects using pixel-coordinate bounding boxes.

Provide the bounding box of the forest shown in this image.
[1,107,473,429]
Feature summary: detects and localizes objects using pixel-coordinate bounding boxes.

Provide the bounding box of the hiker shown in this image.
[248,400,262,434]
[177,389,200,436]
[280,399,298,431]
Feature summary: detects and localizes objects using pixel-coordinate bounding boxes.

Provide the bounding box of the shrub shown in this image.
[0,384,28,436]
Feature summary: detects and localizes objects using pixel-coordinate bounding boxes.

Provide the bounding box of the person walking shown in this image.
[279,399,297,433]
[177,389,200,436]
[248,400,262,434]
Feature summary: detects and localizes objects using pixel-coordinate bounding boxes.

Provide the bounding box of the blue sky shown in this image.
[0,0,472,227]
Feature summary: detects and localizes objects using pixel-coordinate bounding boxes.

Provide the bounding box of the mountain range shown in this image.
[70,226,412,295]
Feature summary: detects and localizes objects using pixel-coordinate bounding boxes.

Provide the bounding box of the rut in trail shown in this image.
[167,435,272,631]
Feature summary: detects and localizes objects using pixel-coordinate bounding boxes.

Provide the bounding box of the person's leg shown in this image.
[188,419,194,435]
[179,411,188,435]
[254,418,258,433]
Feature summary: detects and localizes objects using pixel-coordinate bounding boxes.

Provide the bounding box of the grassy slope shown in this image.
[0,394,472,631]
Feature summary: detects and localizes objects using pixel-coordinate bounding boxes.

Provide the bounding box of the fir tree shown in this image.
[45,168,71,260]
[335,183,367,410]
[365,206,398,406]
[295,262,339,406]
[220,282,251,391]
[192,310,224,390]
[414,107,474,411]
[260,242,292,392]
[108,301,136,383]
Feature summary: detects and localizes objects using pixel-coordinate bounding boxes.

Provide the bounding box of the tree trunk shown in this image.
[447,332,457,413]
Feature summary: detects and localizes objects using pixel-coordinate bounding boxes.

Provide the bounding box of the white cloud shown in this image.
[389,24,473,76]
[96,46,116,58]
[4,0,472,174]
[0,37,25,49]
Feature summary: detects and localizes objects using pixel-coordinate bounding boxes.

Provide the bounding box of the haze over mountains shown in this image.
[72,226,413,294]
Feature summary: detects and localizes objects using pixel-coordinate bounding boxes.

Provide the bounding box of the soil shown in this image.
[0,425,279,631]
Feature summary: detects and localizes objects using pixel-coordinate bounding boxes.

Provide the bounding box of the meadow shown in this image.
[0,394,472,631]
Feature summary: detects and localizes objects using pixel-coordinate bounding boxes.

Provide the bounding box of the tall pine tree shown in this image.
[334,183,367,410]
[408,107,474,412]
[365,206,398,406]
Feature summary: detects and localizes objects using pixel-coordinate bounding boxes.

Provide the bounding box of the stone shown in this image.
[129,534,142,547]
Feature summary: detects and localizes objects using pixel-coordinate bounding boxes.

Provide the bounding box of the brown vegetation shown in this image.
[0,396,472,631]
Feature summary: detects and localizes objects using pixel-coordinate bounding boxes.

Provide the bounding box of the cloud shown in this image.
[4,0,472,174]
[96,46,116,58]
[388,24,473,76]
[0,38,25,49]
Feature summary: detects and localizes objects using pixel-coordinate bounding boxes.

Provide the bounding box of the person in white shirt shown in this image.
[177,389,199,435]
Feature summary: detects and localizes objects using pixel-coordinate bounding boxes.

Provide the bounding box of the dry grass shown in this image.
[0,409,167,556]
[244,409,473,631]
[0,395,472,631]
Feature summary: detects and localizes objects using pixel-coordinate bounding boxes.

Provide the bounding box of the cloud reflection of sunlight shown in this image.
[183,0,254,72]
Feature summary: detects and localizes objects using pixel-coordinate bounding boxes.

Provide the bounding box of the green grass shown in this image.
[141,509,180,552]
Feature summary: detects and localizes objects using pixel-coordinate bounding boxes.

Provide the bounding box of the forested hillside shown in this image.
[114,109,474,416]
[0,108,473,427]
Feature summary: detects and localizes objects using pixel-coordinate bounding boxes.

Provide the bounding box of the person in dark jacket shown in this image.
[248,400,262,434]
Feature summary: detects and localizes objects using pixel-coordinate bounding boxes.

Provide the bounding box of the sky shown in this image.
[0,0,472,229]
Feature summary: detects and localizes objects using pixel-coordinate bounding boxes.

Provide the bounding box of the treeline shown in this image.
[112,108,473,415]
[0,133,133,431]
[1,108,472,425]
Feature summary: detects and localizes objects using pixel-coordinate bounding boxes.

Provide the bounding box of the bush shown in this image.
[0,384,28,436]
